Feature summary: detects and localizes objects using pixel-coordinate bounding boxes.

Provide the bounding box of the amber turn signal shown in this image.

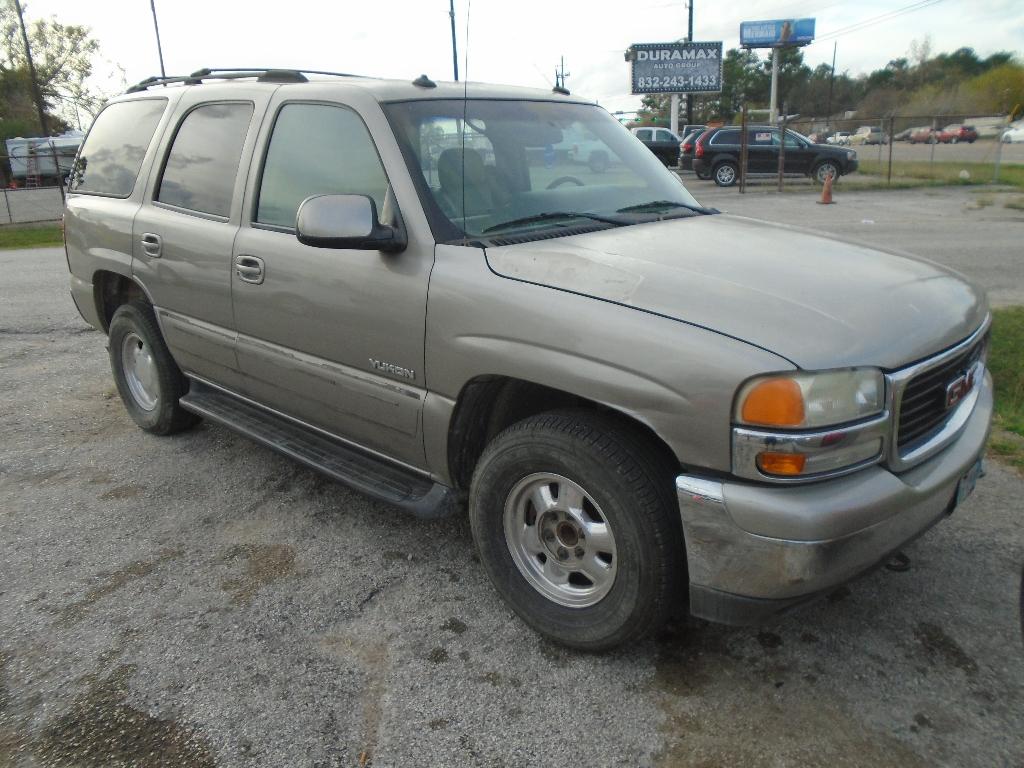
[756,452,807,476]
[740,378,805,427]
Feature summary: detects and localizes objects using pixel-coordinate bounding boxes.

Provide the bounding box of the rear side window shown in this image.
[69,99,167,197]
[635,129,652,141]
[711,129,740,145]
[157,102,254,217]
[255,103,389,229]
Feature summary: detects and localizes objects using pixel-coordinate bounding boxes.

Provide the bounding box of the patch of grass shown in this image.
[987,306,1024,470]
[856,159,1024,188]
[1005,196,1024,211]
[0,223,62,249]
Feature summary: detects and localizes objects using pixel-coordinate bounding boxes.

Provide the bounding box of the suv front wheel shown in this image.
[469,410,683,651]
[814,161,840,184]
[713,161,738,187]
[108,301,199,435]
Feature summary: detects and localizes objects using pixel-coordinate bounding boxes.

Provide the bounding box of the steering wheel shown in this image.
[546,176,584,190]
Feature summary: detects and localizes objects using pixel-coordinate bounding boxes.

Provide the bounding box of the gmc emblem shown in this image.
[945,368,976,409]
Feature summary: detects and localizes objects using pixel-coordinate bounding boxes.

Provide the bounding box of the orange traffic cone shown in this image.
[817,172,835,205]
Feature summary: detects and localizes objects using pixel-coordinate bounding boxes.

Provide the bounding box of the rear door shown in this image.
[132,86,272,391]
[229,91,433,468]
[746,129,777,173]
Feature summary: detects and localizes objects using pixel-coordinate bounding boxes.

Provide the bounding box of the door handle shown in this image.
[235,254,265,285]
[141,232,162,259]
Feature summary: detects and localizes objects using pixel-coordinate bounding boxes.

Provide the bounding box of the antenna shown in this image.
[461,0,471,244]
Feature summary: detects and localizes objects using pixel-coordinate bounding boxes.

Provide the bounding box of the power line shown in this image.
[816,0,947,42]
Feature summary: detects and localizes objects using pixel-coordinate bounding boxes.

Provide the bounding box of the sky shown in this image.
[21,0,1024,122]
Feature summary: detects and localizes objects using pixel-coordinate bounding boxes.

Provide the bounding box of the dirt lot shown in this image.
[1,187,1023,767]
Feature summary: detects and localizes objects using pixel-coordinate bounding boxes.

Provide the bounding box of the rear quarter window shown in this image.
[69,99,168,197]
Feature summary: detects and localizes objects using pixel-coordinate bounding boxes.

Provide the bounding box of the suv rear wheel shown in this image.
[469,410,683,651]
[713,161,738,187]
[108,301,199,435]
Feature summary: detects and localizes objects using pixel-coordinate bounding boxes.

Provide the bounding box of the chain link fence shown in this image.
[0,144,70,225]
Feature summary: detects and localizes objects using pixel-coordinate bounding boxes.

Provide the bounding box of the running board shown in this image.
[179,381,458,519]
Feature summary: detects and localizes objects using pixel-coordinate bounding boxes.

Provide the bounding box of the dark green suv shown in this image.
[694,125,858,186]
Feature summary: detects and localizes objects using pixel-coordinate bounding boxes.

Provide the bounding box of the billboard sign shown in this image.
[628,42,723,94]
[739,18,815,48]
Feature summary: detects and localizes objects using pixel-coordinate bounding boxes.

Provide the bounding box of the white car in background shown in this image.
[1002,125,1024,143]
[827,131,851,146]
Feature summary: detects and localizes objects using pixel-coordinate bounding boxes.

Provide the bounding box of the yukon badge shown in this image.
[369,358,416,380]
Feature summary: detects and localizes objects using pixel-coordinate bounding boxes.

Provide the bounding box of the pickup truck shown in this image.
[630,126,682,166]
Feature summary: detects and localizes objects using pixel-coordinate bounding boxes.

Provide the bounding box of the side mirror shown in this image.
[295,194,406,253]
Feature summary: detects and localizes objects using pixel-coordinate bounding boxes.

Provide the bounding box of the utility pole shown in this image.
[685,0,694,126]
[826,41,837,130]
[13,0,48,136]
[449,0,459,81]
[149,0,166,79]
[769,46,780,123]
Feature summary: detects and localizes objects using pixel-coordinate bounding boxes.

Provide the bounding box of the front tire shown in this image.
[814,161,840,184]
[469,411,683,651]
[713,161,738,187]
[108,301,199,435]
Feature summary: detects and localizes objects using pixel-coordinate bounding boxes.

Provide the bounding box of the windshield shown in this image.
[384,99,703,242]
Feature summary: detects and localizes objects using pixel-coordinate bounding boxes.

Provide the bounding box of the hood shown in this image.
[484,214,987,370]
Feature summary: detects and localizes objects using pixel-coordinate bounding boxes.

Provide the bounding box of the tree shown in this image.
[0,0,103,135]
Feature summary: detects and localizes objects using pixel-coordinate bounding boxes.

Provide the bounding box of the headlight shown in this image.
[847,150,856,160]
[736,368,885,429]
[732,368,887,481]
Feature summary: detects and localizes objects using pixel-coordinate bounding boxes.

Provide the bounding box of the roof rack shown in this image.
[125,67,372,93]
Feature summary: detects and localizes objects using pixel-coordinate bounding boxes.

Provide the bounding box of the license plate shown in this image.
[955,457,984,506]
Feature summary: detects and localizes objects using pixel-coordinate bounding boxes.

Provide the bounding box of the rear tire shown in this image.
[713,161,738,187]
[108,301,199,435]
[469,410,683,651]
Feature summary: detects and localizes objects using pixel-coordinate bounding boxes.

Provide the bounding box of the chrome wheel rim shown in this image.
[503,473,617,608]
[817,164,836,183]
[121,332,159,411]
[716,165,735,185]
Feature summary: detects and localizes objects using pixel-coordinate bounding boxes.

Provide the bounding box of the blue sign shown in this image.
[740,18,815,48]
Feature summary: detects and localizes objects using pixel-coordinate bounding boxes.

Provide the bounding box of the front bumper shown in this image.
[677,370,993,625]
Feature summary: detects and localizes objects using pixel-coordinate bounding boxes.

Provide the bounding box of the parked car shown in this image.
[893,128,915,142]
[1002,125,1024,143]
[693,125,858,186]
[64,69,991,650]
[630,126,682,166]
[938,124,978,144]
[849,126,888,145]
[909,127,940,144]
[678,128,708,177]
[827,131,851,145]
[805,132,830,144]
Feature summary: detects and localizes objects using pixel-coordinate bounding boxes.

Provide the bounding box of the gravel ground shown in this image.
[1,195,1023,768]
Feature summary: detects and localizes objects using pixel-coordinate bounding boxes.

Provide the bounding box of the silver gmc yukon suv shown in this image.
[64,69,992,650]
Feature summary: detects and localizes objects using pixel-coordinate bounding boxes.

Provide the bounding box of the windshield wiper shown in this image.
[483,211,629,234]
[615,200,712,215]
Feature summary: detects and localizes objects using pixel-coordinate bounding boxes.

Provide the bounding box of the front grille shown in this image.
[896,334,987,450]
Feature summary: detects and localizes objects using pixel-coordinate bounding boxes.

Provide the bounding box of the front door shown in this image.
[230,98,432,468]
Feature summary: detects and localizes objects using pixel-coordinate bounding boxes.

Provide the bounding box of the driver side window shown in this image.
[256,103,389,229]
